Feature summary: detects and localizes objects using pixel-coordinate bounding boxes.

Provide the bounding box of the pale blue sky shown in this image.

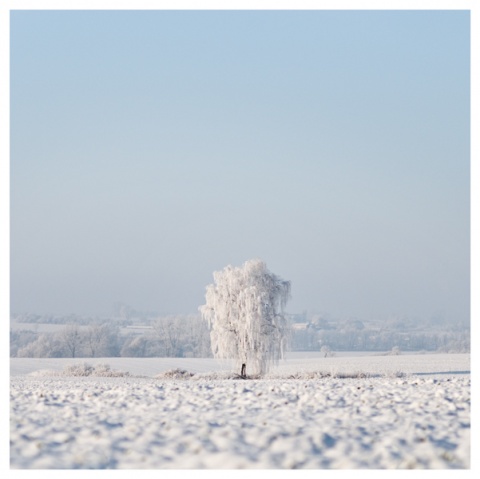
[10,10,470,322]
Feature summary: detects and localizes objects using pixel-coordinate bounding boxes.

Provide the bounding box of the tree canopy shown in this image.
[200,259,291,376]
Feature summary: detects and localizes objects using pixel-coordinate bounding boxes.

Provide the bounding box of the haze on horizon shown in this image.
[10,10,470,324]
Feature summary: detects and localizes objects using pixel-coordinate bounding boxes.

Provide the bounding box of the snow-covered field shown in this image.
[10,353,470,469]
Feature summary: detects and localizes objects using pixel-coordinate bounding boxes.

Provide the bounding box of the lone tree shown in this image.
[199,259,291,377]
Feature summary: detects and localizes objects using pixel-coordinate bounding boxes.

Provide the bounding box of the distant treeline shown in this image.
[10,312,470,358]
[290,314,469,353]
[11,315,211,359]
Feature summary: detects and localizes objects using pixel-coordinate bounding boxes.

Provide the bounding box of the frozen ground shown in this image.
[10,353,470,469]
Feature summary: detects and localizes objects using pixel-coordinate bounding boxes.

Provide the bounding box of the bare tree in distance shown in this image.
[152,316,183,357]
[60,324,83,358]
[200,259,291,377]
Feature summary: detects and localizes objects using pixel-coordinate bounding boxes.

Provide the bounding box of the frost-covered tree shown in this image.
[200,259,291,377]
[10,329,37,357]
[152,316,184,357]
[120,335,150,357]
[16,333,64,358]
[150,315,211,357]
[60,324,83,358]
[84,324,108,357]
[320,345,335,358]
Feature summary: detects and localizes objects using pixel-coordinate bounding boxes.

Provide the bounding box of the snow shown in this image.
[10,353,470,469]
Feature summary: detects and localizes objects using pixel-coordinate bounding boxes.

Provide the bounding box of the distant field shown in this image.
[10,352,470,378]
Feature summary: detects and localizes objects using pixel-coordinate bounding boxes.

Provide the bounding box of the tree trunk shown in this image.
[241,363,246,378]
